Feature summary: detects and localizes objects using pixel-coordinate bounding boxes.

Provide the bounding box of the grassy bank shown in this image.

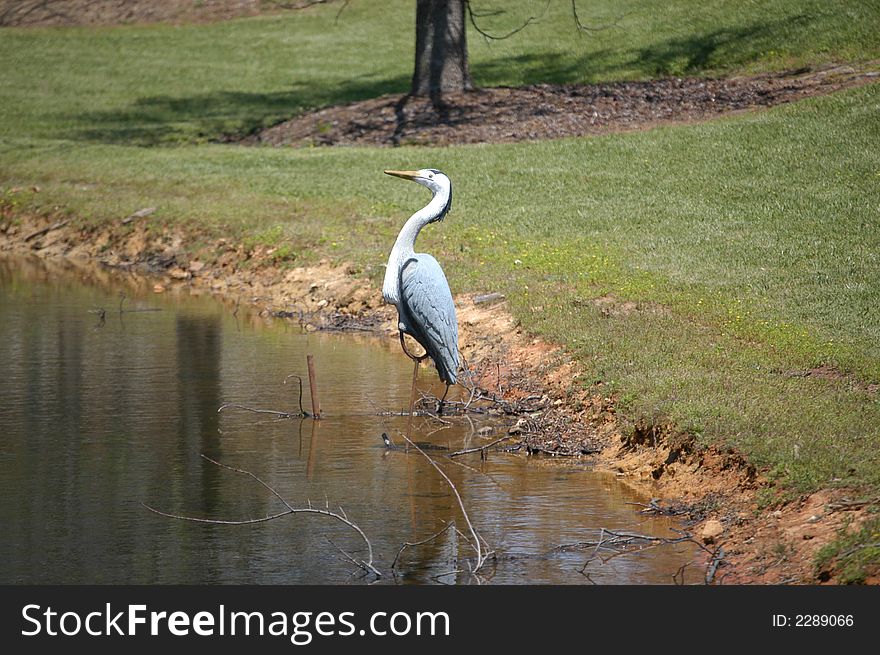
[2,0,879,144]
[2,0,880,574]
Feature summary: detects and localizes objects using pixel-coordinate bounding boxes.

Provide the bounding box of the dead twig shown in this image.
[219,373,315,419]
[578,527,606,575]
[89,307,107,328]
[558,528,701,577]
[626,498,682,516]
[401,434,487,573]
[827,497,879,512]
[465,0,550,41]
[283,374,307,416]
[143,453,380,578]
[705,546,725,585]
[142,505,291,525]
[673,561,692,586]
[116,292,161,314]
[430,569,464,584]
[444,458,504,492]
[218,403,302,419]
[24,219,68,242]
[570,1,632,35]
[669,528,728,585]
[121,206,156,225]
[327,538,382,579]
[447,434,516,458]
[392,522,457,570]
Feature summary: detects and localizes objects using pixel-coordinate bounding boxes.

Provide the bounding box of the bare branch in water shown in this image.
[283,374,307,416]
[401,434,488,573]
[564,527,726,584]
[448,434,517,458]
[143,453,379,578]
[218,403,301,419]
[392,522,458,570]
[218,373,314,419]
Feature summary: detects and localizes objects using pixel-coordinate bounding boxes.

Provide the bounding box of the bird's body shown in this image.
[396,253,459,385]
[382,168,459,387]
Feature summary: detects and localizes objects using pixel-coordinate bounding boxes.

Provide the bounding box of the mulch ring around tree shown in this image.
[233,63,879,148]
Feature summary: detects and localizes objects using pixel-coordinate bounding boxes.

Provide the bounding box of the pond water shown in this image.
[0,256,698,584]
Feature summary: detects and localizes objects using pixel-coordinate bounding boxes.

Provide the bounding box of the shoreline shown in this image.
[2,211,873,584]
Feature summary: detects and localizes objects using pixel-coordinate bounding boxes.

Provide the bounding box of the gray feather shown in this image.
[399,254,459,385]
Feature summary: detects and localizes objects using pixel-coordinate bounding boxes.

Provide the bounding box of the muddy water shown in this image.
[0,256,698,584]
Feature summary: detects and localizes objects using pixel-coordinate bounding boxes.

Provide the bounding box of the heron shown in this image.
[382,168,459,413]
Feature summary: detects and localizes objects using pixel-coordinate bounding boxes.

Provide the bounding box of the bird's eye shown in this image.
[428,172,434,179]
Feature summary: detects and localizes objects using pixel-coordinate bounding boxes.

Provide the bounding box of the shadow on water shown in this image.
[175,316,222,514]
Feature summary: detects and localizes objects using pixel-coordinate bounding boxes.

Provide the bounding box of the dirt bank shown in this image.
[3,211,875,585]
[237,64,879,148]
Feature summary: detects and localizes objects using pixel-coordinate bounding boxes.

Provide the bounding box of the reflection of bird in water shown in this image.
[382,168,459,410]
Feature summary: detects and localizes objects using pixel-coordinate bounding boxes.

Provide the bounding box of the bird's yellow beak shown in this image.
[384,169,420,181]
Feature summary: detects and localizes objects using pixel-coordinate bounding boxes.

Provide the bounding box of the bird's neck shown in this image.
[383,189,449,305]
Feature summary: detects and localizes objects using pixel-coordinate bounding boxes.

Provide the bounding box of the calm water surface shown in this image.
[0,256,698,584]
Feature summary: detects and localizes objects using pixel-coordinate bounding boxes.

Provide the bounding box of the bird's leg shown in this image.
[400,330,430,444]
[399,330,429,362]
[399,330,417,360]
[408,357,421,417]
[437,383,451,416]
[406,357,420,447]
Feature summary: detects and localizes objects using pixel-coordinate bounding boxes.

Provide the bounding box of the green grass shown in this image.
[1,1,878,144]
[816,513,880,583]
[1,0,880,575]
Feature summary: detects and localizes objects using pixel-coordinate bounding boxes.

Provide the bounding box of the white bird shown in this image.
[382,168,459,395]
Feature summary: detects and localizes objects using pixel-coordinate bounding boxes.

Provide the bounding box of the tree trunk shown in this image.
[411,0,472,97]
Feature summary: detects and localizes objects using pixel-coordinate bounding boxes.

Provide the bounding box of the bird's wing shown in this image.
[400,253,459,385]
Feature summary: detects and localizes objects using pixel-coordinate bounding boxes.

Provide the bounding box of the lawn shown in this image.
[1,0,879,513]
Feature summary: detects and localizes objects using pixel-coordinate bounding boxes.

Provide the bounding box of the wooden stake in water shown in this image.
[306,419,319,480]
[307,354,321,419]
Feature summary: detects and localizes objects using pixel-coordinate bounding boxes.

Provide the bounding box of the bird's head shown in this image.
[384,168,452,219]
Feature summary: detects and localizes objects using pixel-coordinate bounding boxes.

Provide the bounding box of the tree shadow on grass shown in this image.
[69,74,410,146]
[472,14,815,86]
[68,13,818,147]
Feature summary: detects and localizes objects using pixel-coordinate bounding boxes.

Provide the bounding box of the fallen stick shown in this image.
[24,219,69,242]
[401,434,487,573]
[143,454,379,578]
[121,206,156,225]
[447,434,516,458]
